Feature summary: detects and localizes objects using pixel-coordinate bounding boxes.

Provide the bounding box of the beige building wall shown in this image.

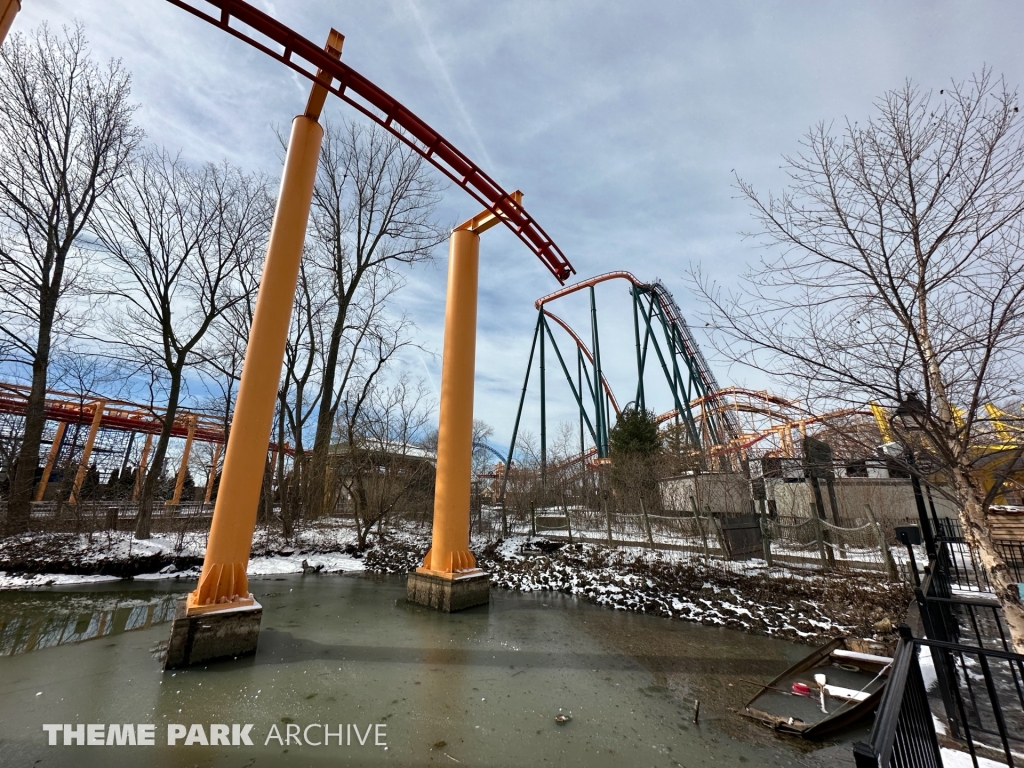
[771,478,957,528]
[660,473,755,516]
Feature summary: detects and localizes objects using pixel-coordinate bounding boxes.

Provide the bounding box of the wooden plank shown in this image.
[832,649,893,665]
[823,684,870,702]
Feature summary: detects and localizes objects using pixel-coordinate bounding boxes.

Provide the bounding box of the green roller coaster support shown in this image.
[511,276,724,479]
[540,309,546,486]
[541,315,597,445]
[632,293,645,412]
[498,312,542,519]
[635,289,699,445]
[589,287,608,457]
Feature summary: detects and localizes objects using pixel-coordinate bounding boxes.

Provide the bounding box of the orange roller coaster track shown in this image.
[165,0,575,284]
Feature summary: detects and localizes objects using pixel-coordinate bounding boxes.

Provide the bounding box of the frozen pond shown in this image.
[0,572,865,766]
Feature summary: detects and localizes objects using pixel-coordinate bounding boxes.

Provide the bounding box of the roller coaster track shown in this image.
[165,0,575,283]
[0,382,292,453]
[541,310,621,417]
[534,271,739,453]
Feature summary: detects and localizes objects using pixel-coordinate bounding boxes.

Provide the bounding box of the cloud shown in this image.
[401,0,497,173]
[8,0,1024,448]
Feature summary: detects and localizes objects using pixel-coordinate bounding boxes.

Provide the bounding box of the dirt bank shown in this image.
[366,533,912,646]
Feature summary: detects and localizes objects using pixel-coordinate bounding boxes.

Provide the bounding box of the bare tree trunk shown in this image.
[0,26,140,533]
[952,463,1024,653]
[135,369,183,539]
[5,318,52,534]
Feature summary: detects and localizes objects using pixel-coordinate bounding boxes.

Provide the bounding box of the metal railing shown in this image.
[854,532,1024,768]
[853,627,942,768]
[918,542,1010,653]
[998,540,1024,584]
[854,625,1024,767]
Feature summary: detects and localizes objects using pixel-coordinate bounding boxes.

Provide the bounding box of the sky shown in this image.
[13,0,1024,455]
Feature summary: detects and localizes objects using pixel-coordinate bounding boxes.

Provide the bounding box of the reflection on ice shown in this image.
[0,592,178,655]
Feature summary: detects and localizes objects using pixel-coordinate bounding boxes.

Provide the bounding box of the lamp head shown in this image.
[894,392,928,433]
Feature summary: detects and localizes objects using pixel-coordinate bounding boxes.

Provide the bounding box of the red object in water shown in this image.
[792,682,812,697]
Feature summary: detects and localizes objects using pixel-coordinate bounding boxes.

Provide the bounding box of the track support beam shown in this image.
[415,193,522,595]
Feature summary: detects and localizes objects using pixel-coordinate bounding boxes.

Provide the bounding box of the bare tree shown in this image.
[304,120,446,516]
[695,71,1024,648]
[274,257,332,534]
[94,150,271,537]
[0,24,141,533]
[334,373,434,548]
[199,225,265,444]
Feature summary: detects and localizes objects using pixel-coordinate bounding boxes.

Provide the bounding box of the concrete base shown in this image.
[406,570,490,612]
[164,599,262,669]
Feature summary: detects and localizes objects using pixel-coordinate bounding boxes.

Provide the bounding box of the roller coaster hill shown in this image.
[487,271,1024,512]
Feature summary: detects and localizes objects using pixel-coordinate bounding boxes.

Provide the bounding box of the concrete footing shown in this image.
[406,570,490,612]
[164,599,262,669]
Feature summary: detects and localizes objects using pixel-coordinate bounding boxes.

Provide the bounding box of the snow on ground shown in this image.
[365,531,911,645]
[1,520,910,645]
[941,746,1008,767]
[1,552,365,589]
[0,572,122,588]
[246,552,365,575]
[0,520,365,588]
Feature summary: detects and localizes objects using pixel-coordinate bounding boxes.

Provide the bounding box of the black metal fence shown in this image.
[999,540,1024,584]
[853,532,1024,767]
[854,625,1024,767]
[918,542,1014,654]
[852,627,941,768]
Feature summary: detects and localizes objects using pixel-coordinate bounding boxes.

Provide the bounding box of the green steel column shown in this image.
[632,288,646,413]
[540,311,547,487]
[589,286,607,457]
[498,312,542,517]
[542,318,597,443]
[578,354,585,457]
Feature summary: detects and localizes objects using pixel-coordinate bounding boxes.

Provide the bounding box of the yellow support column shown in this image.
[187,118,323,614]
[408,193,521,611]
[70,400,105,505]
[34,421,66,502]
[0,0,20,46]
[133,433,153,502]
[182,31,342,620]
[204,442,222,504]
[170,416,197,506]
[420,228,482,575]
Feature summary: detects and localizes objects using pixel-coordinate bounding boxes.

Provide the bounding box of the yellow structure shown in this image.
[419,193,522,577]
[170,415,197,505]
[0,0,20,46]
[186,31,343,616]
[871,399,1024,504]
[34,421,65,502]
[70,400,105,504]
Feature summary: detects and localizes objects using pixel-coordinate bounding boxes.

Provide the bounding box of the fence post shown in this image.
[602,494,613,546]
[560,491,573,545]
[639,495,654,548]
[530,500,537,537]
[865,504,898,581]
[759,498,773,567]
[851,743,879,768]
[810,503,829,571]
[708,507,728,557]
[689,495,709,558]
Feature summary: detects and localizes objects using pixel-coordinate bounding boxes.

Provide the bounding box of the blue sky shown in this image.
[14,0,1024,453]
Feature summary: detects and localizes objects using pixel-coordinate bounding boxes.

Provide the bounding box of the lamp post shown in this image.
[892,392,938,559]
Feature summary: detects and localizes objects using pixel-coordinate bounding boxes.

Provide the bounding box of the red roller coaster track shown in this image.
[165,0,575,284]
